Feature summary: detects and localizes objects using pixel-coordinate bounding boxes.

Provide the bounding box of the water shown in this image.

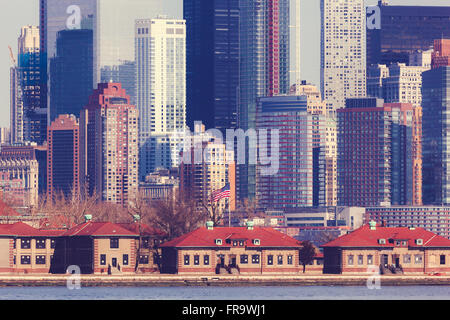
[0,285,448,300]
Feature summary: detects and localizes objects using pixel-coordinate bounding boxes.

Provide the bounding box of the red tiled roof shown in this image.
[61,221,139,237]
[0,222,65,237]
[321,224,450,248]
[160,226,302,248]
[117,222,167,237]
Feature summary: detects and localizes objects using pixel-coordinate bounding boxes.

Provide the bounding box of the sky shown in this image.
[0,0,449,128]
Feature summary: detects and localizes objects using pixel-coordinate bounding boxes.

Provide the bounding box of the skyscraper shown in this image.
[238,0,290,201]
[135,17,187,179]
[80,83,138,206]
[320,0,366,111]
[100,61,136,106]
[12,26,46,145]
[49,29,93,123]
[366,1,450,67]
[337,98,422,207]
[422,39,450,205]
[256,96,327,210]
[184,0,239,132]
[47,114,80,198]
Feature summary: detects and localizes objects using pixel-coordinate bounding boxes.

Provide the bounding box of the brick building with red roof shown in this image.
[322,221,450,274]
[160,221,321,274]
[0,222,64,273]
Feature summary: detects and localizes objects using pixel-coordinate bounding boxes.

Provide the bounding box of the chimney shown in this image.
[369,220,377,230]
[84,214,92,223]
[247,220,254,230]
[133,215,141,222]
[206,221,214,230]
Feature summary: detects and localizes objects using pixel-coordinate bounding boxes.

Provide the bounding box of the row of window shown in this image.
[14,255,49,265]
[15,239,55,250]
[183,254,295,266]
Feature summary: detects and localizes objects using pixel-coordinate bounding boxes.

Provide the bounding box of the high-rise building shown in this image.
[47,114,80,198]
[0,144,47,196]
[367,63,430,108]
[422,40,450,205]
[180,123,236,213]
[100,61,136,106]
[49,29,93,123]
[11,26,46,145]
[432,39,450,69]
[337,98,422,207]
[256,96,327,210]
[80,83,138,206]
[238,0,290,202]
[40,0,163,119]
[135,17,187,179]
[366,1,450,67]
[184,0,239,132]
[320,0,366,111]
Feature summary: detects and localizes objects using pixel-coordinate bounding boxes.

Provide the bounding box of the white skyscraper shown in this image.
[320,0,366,111]
[136,17,187,180]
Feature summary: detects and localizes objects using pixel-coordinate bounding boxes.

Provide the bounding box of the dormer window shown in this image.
[415,239,423,245]
[253,239,260,246]
[378,239,386,245]
[215,239,222,245]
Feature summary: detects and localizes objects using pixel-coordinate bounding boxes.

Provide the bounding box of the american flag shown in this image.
[212,184,231,202]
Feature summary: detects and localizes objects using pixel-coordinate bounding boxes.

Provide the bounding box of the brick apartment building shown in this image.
[160,221,323,274]
[322,222,450,274]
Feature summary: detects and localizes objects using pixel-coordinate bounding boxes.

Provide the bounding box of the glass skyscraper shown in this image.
[238,0,290,202]
[184,0,239,132]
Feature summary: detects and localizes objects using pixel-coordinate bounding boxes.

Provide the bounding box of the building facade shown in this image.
[135,17,187,179]
[256,96,329,209]
[323,222,450,274]
[80,83,138,206]
[238,0,290,202]
[49,29,93,123]
[47,114,80,198]
[320,0,366,110]
[337,98,422,207]
[184,0,239,132]
[366,1,450,67]
[160,223,306,274]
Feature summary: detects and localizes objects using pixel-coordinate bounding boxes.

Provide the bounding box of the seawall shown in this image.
[0,274,449,287]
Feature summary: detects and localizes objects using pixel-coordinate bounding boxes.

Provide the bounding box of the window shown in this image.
[252,255,260,264]
[403,254,411,264]
[142,238,149,249]
[51,239,56,249]
[204,255,210,265]
[414,254,423,264]
[36,255,46,265]
[184,255,190,265]
[367,255,374,265]
[348,255,354,265]
[21,239,31,249]
[277,255,283,265]
[358,255,363,265]
[21,255,31,265]
[240,255,248,264]
[13,256,16,265]
[139,255,149,264]
[13,239,16,249]
[194,255,200,265]
[123,254,129,266]
[110,238,119,249]
[267,255,273,265]
[100,254,106,265]
[253,239,260,245]
[287,255,293,265]
[215,239,222,245]
[440,255,446,265]
[36,239,46,249]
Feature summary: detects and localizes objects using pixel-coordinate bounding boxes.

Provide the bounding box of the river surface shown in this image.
[0,285,448,300]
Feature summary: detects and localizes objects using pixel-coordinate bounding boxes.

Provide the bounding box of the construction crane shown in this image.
[8,45,16,67]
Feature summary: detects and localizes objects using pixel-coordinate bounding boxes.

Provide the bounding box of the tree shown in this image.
[299,240,317,273]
